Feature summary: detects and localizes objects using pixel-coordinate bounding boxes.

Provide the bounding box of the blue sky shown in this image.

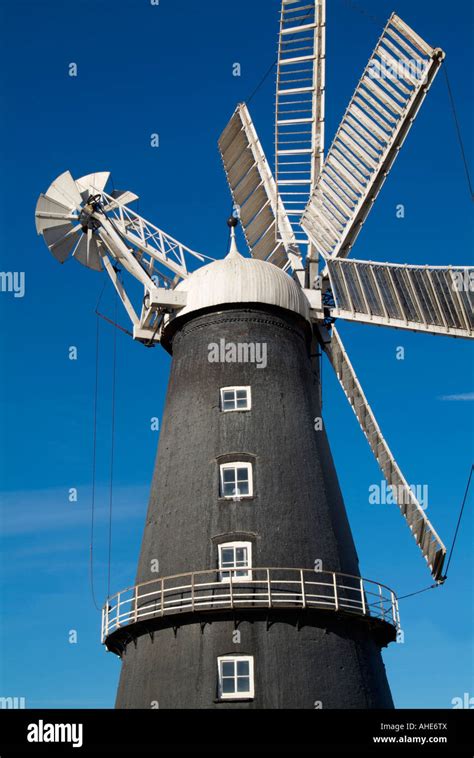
[0,0,472,709]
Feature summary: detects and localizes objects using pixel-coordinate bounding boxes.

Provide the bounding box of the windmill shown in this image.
[35,1,472,709]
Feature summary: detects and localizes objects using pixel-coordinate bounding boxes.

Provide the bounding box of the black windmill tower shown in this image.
[35,2,472,709]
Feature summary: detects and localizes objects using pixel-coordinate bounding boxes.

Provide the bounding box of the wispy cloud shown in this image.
[0,485,149,536]
[439,393,474,402]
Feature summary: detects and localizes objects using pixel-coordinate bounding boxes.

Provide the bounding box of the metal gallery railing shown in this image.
[101,568,400,643]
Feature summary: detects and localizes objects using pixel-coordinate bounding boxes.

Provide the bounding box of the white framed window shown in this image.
[220,386,251,413]
[217,655,255,700]
[219,462,253,499]
[218,541,252,583]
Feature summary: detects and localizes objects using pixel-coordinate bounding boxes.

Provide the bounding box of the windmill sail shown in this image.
[325,327,447,581]
[218,103,303,274]
[326,259,473,339]
[35,170,208,344]
[275,0,326,252]
[76,172,111,201]
[301,13,445,260]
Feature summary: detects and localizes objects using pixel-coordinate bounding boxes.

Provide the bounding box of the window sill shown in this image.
[221,409,252,414]
[218,497,255,504]
[214,698,255,704]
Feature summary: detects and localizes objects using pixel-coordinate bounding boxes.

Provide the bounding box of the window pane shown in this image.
[237,660,249,676]
[223,482,236,497]
[221,548,235,564]
[235,390,249,409]
[223,391,235,402]
[236,468,248,482]
[219,657,253,698]
[236,481,249,496]
[237,677,250,693]
[223,400,235,411]
[223,469,235,483]
[235,548,247,562]
[222,678,236,694]
[222,661,235,677]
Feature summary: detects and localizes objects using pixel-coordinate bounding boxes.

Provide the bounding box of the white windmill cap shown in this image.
[173,224,311,324]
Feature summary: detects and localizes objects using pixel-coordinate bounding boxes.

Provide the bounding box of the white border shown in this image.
[217,655,255,700]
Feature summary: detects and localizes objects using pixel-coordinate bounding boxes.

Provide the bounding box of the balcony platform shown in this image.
[102,568,400,656]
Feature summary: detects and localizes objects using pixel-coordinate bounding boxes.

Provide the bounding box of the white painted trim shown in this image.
[217,655,255,700]
[219,462,254,499]
[218,541,253,583]
[220,386,252,412]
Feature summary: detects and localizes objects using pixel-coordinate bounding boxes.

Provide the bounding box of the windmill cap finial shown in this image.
[226,215,241,257]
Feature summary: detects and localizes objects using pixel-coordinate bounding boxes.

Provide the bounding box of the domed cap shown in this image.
[173,229,310,323]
